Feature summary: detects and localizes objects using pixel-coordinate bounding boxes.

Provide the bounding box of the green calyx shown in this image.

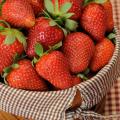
[44,0,78,33]
[3,64,19,74]
[1,52,26,84]
[1,28,27,49]
[44,0,72,17]
[65,19,78,31]
[77,73,88,81]
[107,31,116,45]
[33,41,62,65]
[0,20,27,49]
[84,0,107,5]
[2,63,19,84]
[77,68,90,81]
[34,41,62,57]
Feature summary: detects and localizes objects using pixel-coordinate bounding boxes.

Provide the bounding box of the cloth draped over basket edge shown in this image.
[0,27,120,120]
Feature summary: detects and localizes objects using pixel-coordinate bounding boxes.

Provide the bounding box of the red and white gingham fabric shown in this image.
[103,0,120,116]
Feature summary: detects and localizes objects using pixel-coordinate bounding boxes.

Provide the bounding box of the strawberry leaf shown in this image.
[3,66,12,73]
[84,68,90,75]
[44,0,54,14]
[43,10,52,18]
[51,41,62,50]
[60,2,72,14]
[65,19,78,31]
[84,0,93,5]
[35,43,44,57]
[107,32,116,45]
[0,26,5,31]
[55,0,59,14]
[14,29,27,48]
[0,20,11,28]
[63,13,74,19]
[4,33,16,45]
[77,73,88,81]
[13,53,20,63]
[93,0,107,4]
[61,28,68,36]
[107,33,116,40]
[84,0,107,5]
[49,20,57,26]
[11,64,19,69]
[32,57,38,66]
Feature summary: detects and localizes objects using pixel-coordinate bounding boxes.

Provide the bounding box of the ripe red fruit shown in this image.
[0,28,26,74]
[26,17,64,58]
[81,3,106,41]
[7,59,48,91]
[72,76,82,86]
[63,32,95,73]
[29,0,44,16]
[52,0,83,20]
[90,38,115,72]
[2,0,35,28]
[0,37,24,74]
[102,0,114,32]
[35,51,73,90]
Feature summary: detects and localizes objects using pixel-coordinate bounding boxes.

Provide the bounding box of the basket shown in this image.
[0,27,120,120]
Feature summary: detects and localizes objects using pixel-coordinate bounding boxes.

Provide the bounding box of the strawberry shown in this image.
[90,38,115,72]
[26,17,64,58]
[51,0,83,20]
[35,51,74,90]
[28,0,44,16]
[6,59,48,91]
[102,0,114,32]
[72,76,82,86]
[0,27,26,74]
[63,32,95,73]
[2,0,35,28]
[81,3,106,42]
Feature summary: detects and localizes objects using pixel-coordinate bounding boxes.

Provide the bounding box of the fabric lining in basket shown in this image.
[0,27,120,120]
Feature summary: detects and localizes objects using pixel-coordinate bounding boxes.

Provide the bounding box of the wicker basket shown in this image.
[0,28,120,120]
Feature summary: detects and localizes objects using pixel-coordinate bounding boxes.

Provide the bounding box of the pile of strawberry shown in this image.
[0,0,115,91]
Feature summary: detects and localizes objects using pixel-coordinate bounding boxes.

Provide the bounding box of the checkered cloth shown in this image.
[0,1,120,120]
[111,0,120,30]
[103,0,120,117]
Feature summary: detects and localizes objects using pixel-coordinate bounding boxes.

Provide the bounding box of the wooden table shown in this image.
[0,110,26,120]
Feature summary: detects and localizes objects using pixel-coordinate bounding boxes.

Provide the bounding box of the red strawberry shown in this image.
[0,28,26,74]
[81,3,106,41]
[35,51,74,90]
[52,0,83,20]
[6,59,48,91]
[63,32,95,73]
[29,0,44,16]
[26,17,64,58]
[72,76,82,86]
[90,38,115,72]
[102,0,114,32]
[2,0,35,28]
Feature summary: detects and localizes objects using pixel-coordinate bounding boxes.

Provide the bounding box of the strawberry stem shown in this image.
[77,73,88,81]
[0,20,11,28]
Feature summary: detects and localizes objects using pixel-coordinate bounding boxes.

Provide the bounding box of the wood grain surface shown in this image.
[0,110,32,120]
